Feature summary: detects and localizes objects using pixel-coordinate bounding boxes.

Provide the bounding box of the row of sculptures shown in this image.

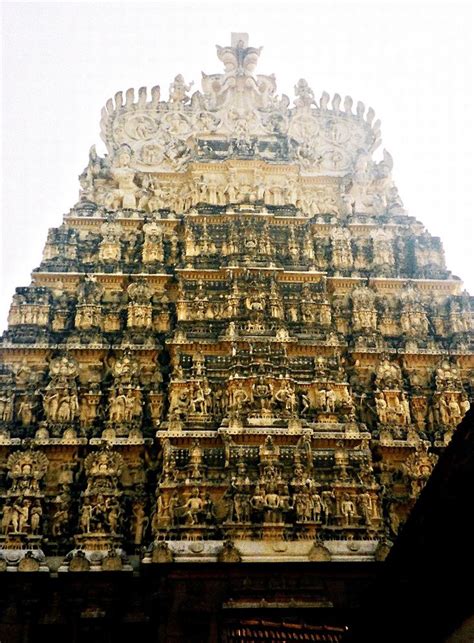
[79,144,405,218]
[1,433,436,548]
[2,37,471,572]
[0,353,470,438]
[7,276,470,348]
[38,213,448,279]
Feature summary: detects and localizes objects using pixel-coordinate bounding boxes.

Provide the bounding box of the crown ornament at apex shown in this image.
[99,32,385,181]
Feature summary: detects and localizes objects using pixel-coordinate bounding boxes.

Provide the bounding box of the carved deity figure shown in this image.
[375,357,402,390]
[2,449,48,538]
[321,490,335,526]
[341,494,357,526]
[331,228,353,270]
[42,354,80,424]
[345,151,375,214]
[127,279,153,329]
[79,447,124,537]
[274,381,298,415]
[110,144,139,209]
[7,449,48,497]
[83,447,124,496]
[358,492,373,526]
[435,359,461,391]
[294,78,316,109]
[252,377,274,413]
[0,389,14,423]
[142,218,164,263]
[229,380,249,414]
[99,217,122,262]
[131,502,148,545]
[183,488,204,525]
[169,74,194,103]
[351,286,377,331]
[372,229,394,272]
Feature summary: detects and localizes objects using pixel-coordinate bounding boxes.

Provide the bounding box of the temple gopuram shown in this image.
[0,33,472,642]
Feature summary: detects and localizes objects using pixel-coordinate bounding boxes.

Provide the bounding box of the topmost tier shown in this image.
[100,33,381,177]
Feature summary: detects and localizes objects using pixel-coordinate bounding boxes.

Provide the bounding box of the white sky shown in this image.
[1,1,473,332]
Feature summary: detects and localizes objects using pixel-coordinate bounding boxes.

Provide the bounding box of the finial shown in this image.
[216,33,262,76]
[231,32,249,48]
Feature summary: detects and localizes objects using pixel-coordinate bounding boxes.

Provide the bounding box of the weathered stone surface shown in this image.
[0,34,472,576]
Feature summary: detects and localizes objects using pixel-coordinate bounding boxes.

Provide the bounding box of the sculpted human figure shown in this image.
[169,74,194,103]
[312,492,322,522]
[251,484,265,515]
[460,395,470,418]
[110,145,138,209]
[1,502,13,534]
[190,382,206,414]
[30,502,42,534]
[168,387,189,420]
[0,390,14,422]
[106,497,121,534]
[233,492,250,523]
[17,395,36,426]
[264,490,282,523]
[316,388,327,410]
[43,388,60,422]
[252,378,274,412]
[52,505,69,537]
[325,388,337,414]
[231,380,249,413]
[321,490,335,525]
[438,395,450,426]
[358,492,373,525]
[399,393,411,426]
[375,392,388,424]
[341,494,356,526]
[79,392,100,427]
[448,395,461,425]
[184,488,204,525]
[13,499,30,533]
[294,490,311,522]
[124,388,140,422]
[109,387,127,423]
[275,381,297,415]
[300,392,311,416]
[153,494,173,532]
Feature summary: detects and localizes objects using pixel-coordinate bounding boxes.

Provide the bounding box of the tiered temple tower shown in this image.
[0,32,472,638]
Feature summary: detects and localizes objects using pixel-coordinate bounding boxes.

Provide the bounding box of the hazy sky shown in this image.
[1,1,473,331]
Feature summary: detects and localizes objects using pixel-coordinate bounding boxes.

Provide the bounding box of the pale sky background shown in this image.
[1,1,473,332]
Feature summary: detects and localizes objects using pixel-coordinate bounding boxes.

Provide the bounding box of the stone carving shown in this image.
[0,32,472,569]
[127,279,153,329]
[375,357,403,390]
[78,447,124,541]
[98,33,381,181]
[75,275,104,329]
[99,216,123,262]
[42,354,80,426]
[351,286,377,331]
[169,74,194,104]
[1,449,48,540]
[142,217,164,263]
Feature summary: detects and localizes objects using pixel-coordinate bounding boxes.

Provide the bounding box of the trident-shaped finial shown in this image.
[231,32,249,48]
[216,33,262,76]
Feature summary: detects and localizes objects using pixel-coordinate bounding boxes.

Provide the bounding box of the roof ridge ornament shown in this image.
[201,32,274,111]
[98,33,385,180]
[216,32,262,76]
